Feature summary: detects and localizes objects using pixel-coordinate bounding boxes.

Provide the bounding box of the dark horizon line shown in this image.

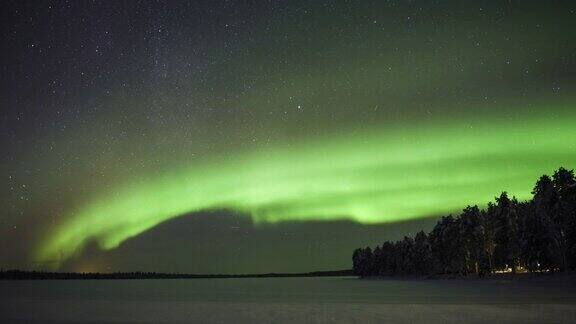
[0,269,354,280]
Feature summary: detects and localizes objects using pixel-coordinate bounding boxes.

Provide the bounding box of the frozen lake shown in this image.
[2,276,576,323]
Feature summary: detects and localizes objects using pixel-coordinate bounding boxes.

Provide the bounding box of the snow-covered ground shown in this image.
[2,276,576,323]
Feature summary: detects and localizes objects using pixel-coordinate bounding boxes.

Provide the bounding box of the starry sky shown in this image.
[1,0,575,273]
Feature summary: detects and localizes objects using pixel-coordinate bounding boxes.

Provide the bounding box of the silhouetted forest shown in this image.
[353,167,576,277]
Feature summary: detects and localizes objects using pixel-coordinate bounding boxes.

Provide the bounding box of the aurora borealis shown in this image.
[36,108,576,265]
[2,1,576,272]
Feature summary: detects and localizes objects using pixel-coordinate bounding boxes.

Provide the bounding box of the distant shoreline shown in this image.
[3,269,574,282]
[0,269,354,280]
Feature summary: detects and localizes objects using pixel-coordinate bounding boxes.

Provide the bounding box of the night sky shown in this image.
[1,1,575,273]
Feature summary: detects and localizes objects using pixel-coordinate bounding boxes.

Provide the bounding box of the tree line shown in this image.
[352,167,576,277]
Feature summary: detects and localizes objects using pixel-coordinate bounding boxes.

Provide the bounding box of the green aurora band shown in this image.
[37,103,576,266]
